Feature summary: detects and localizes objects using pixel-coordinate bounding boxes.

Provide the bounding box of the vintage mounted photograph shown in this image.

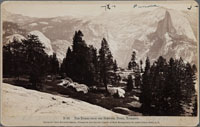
[1,1,199,126]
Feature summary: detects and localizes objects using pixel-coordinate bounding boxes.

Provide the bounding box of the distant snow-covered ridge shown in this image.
[29,30,54,56]
[3,7,198,67]
[5,34,26,45]
[4,31,55,56]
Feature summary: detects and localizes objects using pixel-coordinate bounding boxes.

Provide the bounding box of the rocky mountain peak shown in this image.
[156,11,176,38]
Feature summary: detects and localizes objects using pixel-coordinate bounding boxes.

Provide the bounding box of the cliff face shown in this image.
[148,10,197,64]
[155,11,176,39]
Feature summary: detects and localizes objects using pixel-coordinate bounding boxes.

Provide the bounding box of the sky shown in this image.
[1,1,198,18]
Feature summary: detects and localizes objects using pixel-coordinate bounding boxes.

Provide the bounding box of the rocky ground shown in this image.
[1,83,125,126]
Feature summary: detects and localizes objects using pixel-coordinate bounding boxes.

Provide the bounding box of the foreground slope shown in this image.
[1,83,122,126]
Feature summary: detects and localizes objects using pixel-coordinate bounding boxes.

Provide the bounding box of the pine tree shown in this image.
[61,30,98,86]
[3,38,25,79]
[3,35,49,90]
[72,30,86,51]
[99,38,114,92]
[149,56,169,115]
[183,62,196,114]
[65,47,73,77]
[185,63,195,99]
[163,58,183,115]
[60,47,72,75]
[192,64,197,73]
[85,45,99,85]
[22,34,48,89]
[128,51,141,89]
[113,60,118,72]
[60,58,66,74]
[128,62,132,70]
[192,64,197,116]
[134,64,141,89]
[91,46,99,84]
[70,30,89,83]
[140,60,143,73]
[192,95,197,116]
[3,44,12,76]
[174,58,186,115]
[10,40,23,79]
[140,56,197,115]
[128,51,138,71]
[49,53,59,75]
[3,42,15,77]
[126,75,133,91]
[112,60,120,86]
[140,57,152,112]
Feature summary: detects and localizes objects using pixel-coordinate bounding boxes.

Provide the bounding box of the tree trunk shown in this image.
[104,83,108,92]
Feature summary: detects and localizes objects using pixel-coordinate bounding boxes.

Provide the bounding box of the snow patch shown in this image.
[29,23,38,27]
[39,21,48,25]
[29,30,54,56]
[5,34,26,45]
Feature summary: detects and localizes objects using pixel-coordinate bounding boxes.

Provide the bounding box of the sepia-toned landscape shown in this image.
[1,1,199,126]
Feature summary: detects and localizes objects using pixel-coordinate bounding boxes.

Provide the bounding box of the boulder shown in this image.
[112,107,130,115]
[127,101,142,108]
[57,79,89,94]
[73,83,89,94]
[133,95,139,101]
[108,87,125,98]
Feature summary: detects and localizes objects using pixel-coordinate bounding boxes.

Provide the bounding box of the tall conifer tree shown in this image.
[140,57,152,112]
[99,38,114,92]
